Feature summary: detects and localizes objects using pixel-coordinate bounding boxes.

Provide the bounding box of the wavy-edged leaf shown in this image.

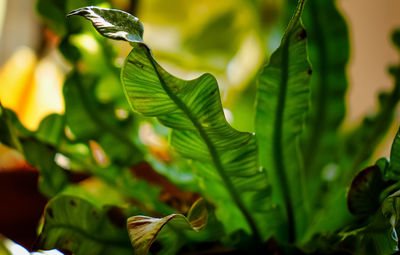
[255,0,310,242]
[299,0,349,175]
[35,195,132,255]
[127,198,207,255]
[69,6,274,241]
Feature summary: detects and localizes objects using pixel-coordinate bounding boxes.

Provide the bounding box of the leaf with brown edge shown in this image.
[127,198,207,255]
[347,165,391,216]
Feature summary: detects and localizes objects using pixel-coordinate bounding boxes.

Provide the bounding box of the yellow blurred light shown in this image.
[226,33,264,89]
[71,34,99,54]
[0,47,65,130]
[23,57,65,130]
[0,47,37,113]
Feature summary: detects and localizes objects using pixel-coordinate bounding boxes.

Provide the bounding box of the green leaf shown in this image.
[255,0,310,242]
[392,29,400,50]
[346,165,390,217]
[35,195,132,255]
[63,72,143,166]
[69,6,274,242]
[127,198,207,255]
[67,6,144,43]
[0,104,23,151]
[341,190,400,254]
[0,105,68,197]
[300,0,349,177]
[36,0,68,36]
[22,138,69,197]
[35,114,66,146]
[388,127,400,178]
[0,236,12,255]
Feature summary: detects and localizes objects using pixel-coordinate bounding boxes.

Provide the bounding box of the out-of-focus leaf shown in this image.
[388,127,400,178]
[255,0,310,242]
[63,72,142,166]
[0,105,67,196]
[63,74,100,139]
[184,10,242,58]
[347,165,390,217]
[35,195,132,255]
[35,114,66,146]
[21,139,68,197]
[127,198,207,255]
[343,126,400,253]
[69,6,275,242]
[36,0,68,36]
[36,0,104,37]
[299,0,349,177]
[392,29,400,50]
[0,104,21,151]
[342,190,400,254]
[0,240,11,255]
[0,235,14,255]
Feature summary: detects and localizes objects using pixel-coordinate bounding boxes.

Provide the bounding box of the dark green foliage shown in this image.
[300,0,349,182]
[255,0,310,242]
[36,195,132,255]
[1,0,400,254]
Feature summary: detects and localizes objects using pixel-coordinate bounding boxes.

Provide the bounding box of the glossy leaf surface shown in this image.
[67,6,144,43]
[69,5,274,241]
[255,0,310,242]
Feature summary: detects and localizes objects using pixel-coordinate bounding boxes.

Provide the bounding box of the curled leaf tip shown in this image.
[127,198,207,255]
[67,6,144,43]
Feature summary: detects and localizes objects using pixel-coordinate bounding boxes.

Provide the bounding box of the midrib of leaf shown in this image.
[303,1,327,168]
[44,224,132,249]
[273,37,295,243]
[271,0,306,243]
[141,45,262,242]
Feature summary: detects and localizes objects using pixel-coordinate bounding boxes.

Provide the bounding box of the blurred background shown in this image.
[0,0,399,253]
[1,0,399,127]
